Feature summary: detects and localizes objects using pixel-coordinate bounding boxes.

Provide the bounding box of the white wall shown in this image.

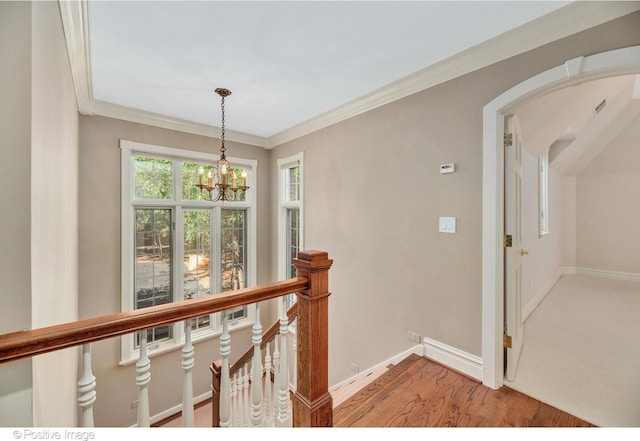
[520,149,570,319]
[30,0,80,427]
[575,112,640,275]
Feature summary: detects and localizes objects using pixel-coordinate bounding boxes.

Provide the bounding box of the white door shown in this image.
[504,114,527,382]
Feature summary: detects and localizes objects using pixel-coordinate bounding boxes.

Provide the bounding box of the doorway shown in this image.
[481,45,640,390]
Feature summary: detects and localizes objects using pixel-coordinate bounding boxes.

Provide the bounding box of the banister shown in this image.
[231,302,298,378]
[210,302,298,427]
[0,277,308,365]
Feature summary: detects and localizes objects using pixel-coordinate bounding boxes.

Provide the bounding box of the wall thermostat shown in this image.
[440,163,455,174]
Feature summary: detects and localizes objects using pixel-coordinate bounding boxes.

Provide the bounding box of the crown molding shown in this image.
[59,0,93,110]
[87,100,269,148]
[60,0,640,150]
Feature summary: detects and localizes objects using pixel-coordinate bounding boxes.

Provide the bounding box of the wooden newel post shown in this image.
[292,250,334,427]
[210,360,221,427]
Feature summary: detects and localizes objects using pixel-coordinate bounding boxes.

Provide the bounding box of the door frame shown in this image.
[481,45,640,390]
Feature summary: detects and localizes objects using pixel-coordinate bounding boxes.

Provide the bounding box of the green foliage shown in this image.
[134,156,172,199]
[184,209,210,251]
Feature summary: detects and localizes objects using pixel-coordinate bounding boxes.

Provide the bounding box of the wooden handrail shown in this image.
[0,277,308,365]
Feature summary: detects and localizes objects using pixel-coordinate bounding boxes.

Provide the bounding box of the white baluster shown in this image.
[272,338,281,421]
[263,342,273,427]
[219,312,231,427]
[181,320,195,426]
[235,372,243,427]
[251,303,263,426]
[292,319,298,392]
[243,365,250,426]
[136,331,151,427]
[230,372,238,427]
[276,297,291,426]
[77,344,96,427]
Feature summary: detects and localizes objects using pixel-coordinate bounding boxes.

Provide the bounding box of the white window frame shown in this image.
[539,150,550,236]
[120,139,257,365]
[277,153,303,314]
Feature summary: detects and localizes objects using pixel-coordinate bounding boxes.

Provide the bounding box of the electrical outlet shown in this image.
[349,362,360,373]
[407,331,421,343]
[131,400,138,409]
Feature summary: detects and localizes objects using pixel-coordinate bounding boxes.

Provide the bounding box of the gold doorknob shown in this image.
[520,249,529,256]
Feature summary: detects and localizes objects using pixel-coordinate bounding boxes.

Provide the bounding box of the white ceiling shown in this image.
[86,1,572,140]
[67,1,640,148]
[513,74,640,176]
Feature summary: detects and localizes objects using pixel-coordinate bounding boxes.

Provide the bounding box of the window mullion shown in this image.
[211,206,222,329]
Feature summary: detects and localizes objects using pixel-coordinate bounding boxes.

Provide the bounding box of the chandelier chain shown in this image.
[220,94,226,156]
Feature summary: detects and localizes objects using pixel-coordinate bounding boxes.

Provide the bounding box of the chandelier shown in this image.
[196,88,249,202]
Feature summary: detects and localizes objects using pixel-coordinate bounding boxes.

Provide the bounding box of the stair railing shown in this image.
[210,301,298,426]
[0,250,333,428]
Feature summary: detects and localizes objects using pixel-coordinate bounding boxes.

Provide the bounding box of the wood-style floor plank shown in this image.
[333,354,595,428]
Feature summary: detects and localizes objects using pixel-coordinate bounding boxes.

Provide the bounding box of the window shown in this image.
[121,140,257,363]
[539,150,549,235]
[277,153,303,311]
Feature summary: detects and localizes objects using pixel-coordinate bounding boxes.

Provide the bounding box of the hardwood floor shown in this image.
[333,354,595,427]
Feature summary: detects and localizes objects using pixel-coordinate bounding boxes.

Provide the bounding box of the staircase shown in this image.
[333,354,595,427]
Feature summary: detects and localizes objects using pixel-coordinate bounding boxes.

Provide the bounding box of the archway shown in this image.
[481,45,640,389]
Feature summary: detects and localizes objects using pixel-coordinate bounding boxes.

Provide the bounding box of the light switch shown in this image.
[440,163,455,174]
[439,216,456,233]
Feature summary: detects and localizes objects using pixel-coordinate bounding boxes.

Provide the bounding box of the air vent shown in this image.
[594,99,607,115]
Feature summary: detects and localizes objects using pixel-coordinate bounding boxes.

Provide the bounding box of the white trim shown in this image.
[58,0,93,111]
[329,345,424,393]
[422,337,483,382]
[119,138,258,170]
[482,46,640,390]
[120,142,134,362]
[276,153,304,281]
[61,1,640,149]
[574,267,640,284]
[93,100,269,148]
[523,266,640,325]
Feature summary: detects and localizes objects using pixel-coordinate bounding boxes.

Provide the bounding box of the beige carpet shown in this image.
[504,274,640,427]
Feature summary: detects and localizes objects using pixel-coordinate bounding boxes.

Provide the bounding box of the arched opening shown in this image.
[482,45,640,390]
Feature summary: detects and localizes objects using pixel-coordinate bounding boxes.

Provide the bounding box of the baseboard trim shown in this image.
[574,267,640,283]
[422,337,482,382]
[522,266,640,326]
[329,344,424,393]
[138,390,212,427]
[522,267,568,322]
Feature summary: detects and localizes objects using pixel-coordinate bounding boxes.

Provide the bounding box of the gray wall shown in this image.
[78,115,271,426]
[0,0,33,426]
[271,11,640,386]
[0,0,80,426]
